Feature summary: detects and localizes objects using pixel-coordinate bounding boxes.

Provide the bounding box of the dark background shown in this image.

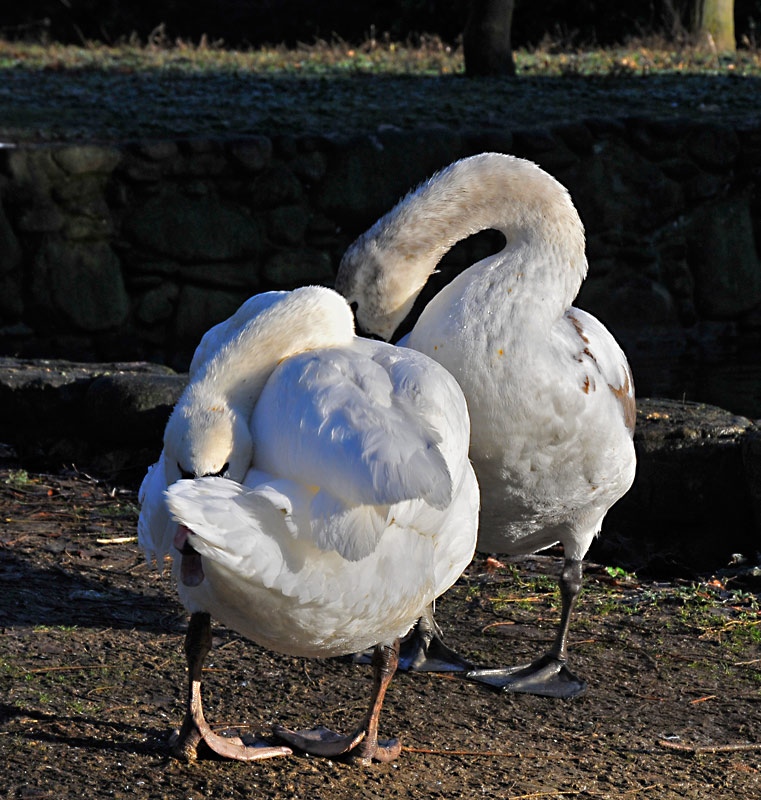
[3,0,761,49]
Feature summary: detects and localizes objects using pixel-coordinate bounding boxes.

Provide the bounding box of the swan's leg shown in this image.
[273,639,403,764]
[169,611,292,762]
[467,558,588,698]
[347,605,473,672]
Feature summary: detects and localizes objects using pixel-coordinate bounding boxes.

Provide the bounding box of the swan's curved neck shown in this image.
[194,286,355,413]
[338,153,588,339]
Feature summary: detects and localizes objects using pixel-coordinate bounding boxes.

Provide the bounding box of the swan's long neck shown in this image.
[164,286,355,480]
[196,285,355,413]
[337,153,588,339]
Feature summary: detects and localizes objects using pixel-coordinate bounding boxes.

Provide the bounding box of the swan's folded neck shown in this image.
[337,153,588,339]
[194,286,356,412]
[164,286,356,479]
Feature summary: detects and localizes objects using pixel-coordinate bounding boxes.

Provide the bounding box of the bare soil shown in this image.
[1,464,760,800]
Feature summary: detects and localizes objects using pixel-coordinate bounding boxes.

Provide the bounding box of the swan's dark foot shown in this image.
[276,640,402,765]
[466,653,587,699]
[349,612,473,672]
[397,625,474,672]
[272,723,401,764]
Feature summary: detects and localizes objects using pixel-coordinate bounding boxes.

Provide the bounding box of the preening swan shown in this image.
[138,285,478,762]
[337,153,636,698]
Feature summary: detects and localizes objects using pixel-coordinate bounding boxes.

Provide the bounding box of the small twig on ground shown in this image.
[95,536,137,544]
[659,739,761,754]
[481,621,516,633]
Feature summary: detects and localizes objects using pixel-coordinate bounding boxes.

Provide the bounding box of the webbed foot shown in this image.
[272,723,401,764]
[467,653,587,698]
[170,678,292,762]
[171,611,292,762]
[349,613,473,673]
[397,625,474,672]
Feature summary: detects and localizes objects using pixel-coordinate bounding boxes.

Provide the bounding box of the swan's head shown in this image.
[336,239,417,342]
[163,394,253,482]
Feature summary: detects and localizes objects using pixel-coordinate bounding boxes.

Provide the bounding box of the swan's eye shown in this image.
[179,466,194,480]
[349,301,359,314]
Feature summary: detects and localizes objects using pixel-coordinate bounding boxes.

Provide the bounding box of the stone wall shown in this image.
[1,119,760,401]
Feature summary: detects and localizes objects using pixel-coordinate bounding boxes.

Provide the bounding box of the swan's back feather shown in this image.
[252,342,456,516]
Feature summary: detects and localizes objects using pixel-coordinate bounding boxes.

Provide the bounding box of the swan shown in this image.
[336,153,636,698]
[137,285,479,763]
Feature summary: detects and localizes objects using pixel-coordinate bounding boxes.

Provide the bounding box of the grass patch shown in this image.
[2,35,761,143]
[4,469,32,487]
[2,34,761,77]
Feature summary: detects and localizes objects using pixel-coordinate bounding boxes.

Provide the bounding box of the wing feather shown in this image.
[251,343,454,514]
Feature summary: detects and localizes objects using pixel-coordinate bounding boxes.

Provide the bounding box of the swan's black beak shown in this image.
[349,301,383,341]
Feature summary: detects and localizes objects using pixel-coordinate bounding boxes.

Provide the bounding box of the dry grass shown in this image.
[2,30,761,77]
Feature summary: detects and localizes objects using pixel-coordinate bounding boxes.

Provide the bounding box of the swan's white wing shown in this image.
[251,340,459,560]
[564,307,635,434]
[137,451,175,565]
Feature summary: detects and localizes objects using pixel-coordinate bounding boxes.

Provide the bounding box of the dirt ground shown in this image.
[1,464,760,800]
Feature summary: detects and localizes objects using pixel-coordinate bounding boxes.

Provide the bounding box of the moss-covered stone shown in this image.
[315,128,462,225]
[52,145,122,176]
[31,240,129,331]
[261,248,333,287]
[124,188,262,262]
[685,192,761,319]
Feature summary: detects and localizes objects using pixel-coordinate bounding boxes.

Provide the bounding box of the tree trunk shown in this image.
[690,0,735,51]
[463,0,516,77]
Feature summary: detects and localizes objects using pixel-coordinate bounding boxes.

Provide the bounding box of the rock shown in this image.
[17,202,66,233]
[178,262,261,291]
[248,165,305,209]
[595,398,758,577]
[229,137,273,172]
[137,141,179,161]
[315,128,462,226]
[86,371,187,444]
[513,128,578,172]
[564,141,684,234]
[0,273,23,320]
[3,147,64,195]
[136,283,179,325]
[576,272,679,330]
[52,145,122,176]
[743,424,761,537]
[0,199,22,273]
[31,240,129,331]
[124,188,262,262]
[686,125,740,171]
[290,151,327,183]
[0,358,182,479]
[553,122,595,156]
[172,285,252,349]
[266,205,310,245]
[684,192,761,319]
[121,155,165,182]
[261,249,333,287]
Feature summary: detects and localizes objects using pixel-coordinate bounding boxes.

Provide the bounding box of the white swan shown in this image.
[137,285,478,763]
[336,153,636,698]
